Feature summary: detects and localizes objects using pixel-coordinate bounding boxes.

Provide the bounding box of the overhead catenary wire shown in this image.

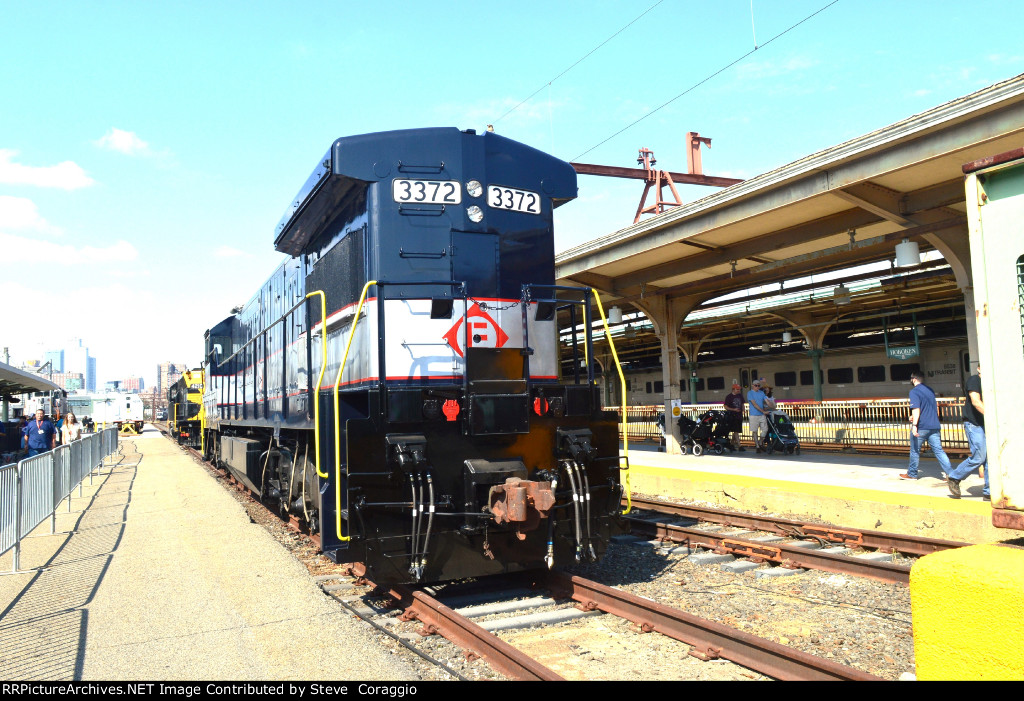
[573,0,841,161]
[493,0,666,125]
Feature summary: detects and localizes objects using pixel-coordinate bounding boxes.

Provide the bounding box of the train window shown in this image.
[800,370,815,385]
[775,371,797,386]
[890,363,921,382]
[626,379,632,392]
[827,368,853,384]
[645,382,652,394]
[857,365,886,383]
[707,377,725,391]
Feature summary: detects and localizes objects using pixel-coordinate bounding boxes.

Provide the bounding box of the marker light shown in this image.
[467,205,484,223]
[466,180,483,198]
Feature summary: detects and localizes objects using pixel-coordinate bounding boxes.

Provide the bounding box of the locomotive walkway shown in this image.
[0,427,418,682]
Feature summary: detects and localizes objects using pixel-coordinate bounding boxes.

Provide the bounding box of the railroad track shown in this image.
[623,496,968,585]
[315,568,882,681]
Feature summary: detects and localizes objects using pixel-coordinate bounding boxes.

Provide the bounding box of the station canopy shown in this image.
[0,361,62,400]
[555,73,1024,362]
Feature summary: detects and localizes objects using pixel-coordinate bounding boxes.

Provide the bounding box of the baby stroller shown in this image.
[763,409,800,455]
[679,409,735,456]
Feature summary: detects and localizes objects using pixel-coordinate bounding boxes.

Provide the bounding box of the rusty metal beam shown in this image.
[612,208,882,291]
[832,182,915,226]
[901,178,967,213]
[544,571,881,681]
[571,162,743,188]
[613,217,964,304]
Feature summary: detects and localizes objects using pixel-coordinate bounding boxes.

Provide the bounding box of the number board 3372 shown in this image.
[392,179,462,205]
[488,185,541,215]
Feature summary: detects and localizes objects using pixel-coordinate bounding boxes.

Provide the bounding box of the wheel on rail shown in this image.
[692,443,704,456]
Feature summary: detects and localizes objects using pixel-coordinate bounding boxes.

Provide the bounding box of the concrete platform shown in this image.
[0,427,418,681]
[623,445,1003,544]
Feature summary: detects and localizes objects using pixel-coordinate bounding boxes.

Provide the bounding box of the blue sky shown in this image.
[2,0,1022,389]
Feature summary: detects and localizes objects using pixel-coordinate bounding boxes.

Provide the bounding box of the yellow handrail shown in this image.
[306,290,328,479]
[590,290,631,514]
[331,280,377,543]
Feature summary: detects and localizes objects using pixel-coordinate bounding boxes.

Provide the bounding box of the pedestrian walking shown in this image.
[23,409,56,457]
[946,365,989,500]
[62,412,84,443]
[900,371,952,480]
[747,380,769,452]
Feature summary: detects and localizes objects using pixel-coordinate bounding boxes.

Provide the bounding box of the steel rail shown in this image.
[384,583,565,681]
[628,517,911,585]
[543,571,881,681]
[625,496,968,557]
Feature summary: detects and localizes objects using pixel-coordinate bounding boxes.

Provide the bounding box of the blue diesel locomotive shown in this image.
[202,128,624,584]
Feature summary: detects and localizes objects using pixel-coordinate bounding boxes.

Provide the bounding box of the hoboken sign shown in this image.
[884,315,921,362]
[887,345,919,360]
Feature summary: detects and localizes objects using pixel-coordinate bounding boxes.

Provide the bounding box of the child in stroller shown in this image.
[678,409,735,455]
[763,409,800,455]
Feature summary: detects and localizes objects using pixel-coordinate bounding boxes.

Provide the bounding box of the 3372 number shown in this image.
[487,185,540,214]
[392,179,461,204]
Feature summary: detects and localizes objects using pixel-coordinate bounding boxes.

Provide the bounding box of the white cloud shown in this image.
[0,232,137,265]
[0,196,62,234]
[94,128,151,156]
[0,149,95,189]
[735,55,819,81]
[214,245,252,258]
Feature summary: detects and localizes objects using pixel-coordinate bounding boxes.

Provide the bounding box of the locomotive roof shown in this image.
[273,127,577,257]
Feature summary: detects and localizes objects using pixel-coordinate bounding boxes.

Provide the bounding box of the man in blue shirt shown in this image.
[747,380,769,453]
[946,364,988,500]
[900,372,952,480]
[23,409,56,457]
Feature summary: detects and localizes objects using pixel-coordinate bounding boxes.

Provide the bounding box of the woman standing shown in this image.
[62,412,83,443]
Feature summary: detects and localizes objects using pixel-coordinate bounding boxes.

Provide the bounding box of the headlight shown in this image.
[466,180,483,198]
[467,205,483,223]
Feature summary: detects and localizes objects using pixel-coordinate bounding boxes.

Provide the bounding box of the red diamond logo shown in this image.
[442,303,510,358]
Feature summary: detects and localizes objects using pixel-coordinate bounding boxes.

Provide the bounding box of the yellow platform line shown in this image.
[628,462,991,515]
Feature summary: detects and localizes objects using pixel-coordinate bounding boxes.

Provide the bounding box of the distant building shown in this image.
[44,350,65,372]
[52,371,85,391]
[122,377,145,392]
[157,362,185,393]
[61,339,97,392]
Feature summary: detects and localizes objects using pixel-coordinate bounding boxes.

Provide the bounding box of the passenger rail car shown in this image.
[168,368,204,448]
[622,339,969,404]
[202,128,623,584]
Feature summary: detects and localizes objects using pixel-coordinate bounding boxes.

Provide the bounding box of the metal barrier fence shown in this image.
[0,428,120,574]
[613,398,969,451]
